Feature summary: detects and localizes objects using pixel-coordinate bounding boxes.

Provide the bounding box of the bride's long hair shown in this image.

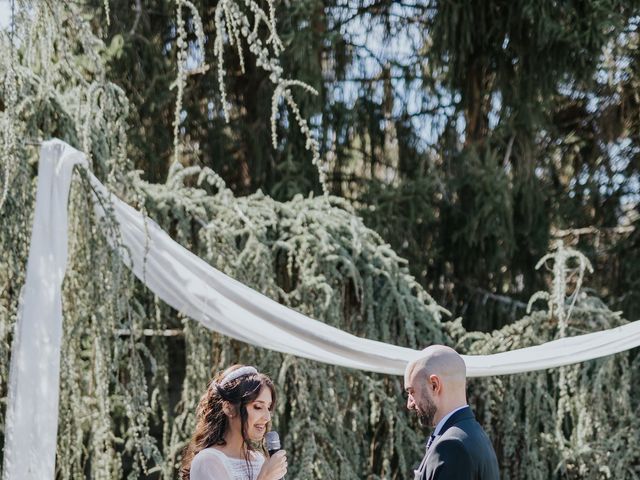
[180,365,276,480]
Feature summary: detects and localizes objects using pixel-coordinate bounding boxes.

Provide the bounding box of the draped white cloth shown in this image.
[3,139,640,479]
[87,157,640,378]
[3,140,86,480]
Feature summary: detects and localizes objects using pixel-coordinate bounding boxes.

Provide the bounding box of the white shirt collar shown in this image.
[433,404,468,436]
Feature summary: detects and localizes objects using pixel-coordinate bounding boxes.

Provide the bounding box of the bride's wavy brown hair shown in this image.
[180,365,276,480]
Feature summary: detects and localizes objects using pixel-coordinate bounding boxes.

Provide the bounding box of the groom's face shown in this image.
[415,388,437,428]
[404,371,438,429]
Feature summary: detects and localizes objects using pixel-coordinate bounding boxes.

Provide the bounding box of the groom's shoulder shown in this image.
[442,416,499,467]
[430,435,473,465]
[440,420,476,444]
[441,415,492,450]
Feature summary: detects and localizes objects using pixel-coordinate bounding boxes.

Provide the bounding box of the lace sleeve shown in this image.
[190,449,233,480]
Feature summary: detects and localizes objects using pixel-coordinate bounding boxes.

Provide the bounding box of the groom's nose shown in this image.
[406,395,415,410]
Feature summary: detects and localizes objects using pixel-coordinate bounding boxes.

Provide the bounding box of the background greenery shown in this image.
[102,0,640,332]
[0,0,639,478]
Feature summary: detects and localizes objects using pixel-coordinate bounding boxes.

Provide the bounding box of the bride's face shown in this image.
[245,387,273,441]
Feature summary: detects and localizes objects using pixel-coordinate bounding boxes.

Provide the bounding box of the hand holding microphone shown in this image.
[259,431,287,480]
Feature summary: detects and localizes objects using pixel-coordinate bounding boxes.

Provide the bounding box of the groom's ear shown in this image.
[428,374,442,394]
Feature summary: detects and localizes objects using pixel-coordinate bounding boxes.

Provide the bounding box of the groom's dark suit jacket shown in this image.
[417,406,499,480]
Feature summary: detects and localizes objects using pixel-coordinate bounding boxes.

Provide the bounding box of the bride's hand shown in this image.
[257,450,287,480]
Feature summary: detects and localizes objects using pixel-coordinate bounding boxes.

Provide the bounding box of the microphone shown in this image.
[265,431,281,457]
[265,431,286,479]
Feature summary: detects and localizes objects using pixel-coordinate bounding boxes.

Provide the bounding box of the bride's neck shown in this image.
[222,424,247,458]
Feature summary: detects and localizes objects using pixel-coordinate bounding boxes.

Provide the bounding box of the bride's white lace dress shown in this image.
[190,448,265,480]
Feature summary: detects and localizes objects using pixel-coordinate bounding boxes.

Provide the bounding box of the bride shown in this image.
[180,365,288,480]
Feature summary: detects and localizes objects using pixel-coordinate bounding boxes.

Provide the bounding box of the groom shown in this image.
[404,345,500,479]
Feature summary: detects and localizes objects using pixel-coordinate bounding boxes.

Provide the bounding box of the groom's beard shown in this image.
[415,396,437,428]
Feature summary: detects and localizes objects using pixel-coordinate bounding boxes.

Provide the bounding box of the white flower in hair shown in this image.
[218,366,258,387]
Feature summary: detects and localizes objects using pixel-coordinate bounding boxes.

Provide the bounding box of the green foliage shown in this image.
[461,306,640,479]
[93,0,640,333]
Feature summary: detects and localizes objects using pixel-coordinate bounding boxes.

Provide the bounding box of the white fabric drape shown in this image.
[4,139,640,479]
[3,140,86,480]
[87,167,640,377]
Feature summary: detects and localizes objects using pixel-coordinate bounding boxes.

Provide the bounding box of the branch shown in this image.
[551,226,635,237]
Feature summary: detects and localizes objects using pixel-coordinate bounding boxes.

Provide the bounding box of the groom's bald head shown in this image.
[404,345,467,427]
[406,345,466,385]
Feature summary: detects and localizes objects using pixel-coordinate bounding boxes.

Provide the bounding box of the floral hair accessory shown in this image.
[216,366,258,388]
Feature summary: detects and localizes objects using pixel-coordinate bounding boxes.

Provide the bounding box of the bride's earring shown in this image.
[222,401,236,418]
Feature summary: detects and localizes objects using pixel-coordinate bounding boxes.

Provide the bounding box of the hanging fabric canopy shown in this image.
[4,139,640,479]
